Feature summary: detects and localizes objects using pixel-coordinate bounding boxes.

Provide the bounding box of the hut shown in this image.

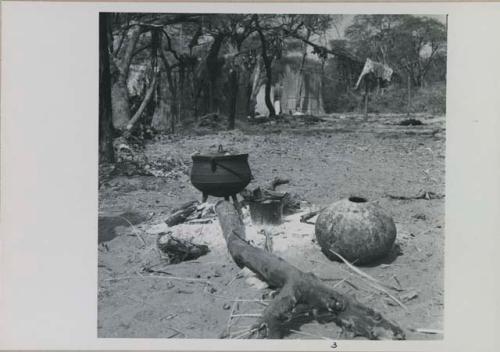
[254,57,325,116]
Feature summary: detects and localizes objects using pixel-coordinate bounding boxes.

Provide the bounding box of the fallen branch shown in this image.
[385,191,444,200]
[118,215,146,247]
[104,274,211,285]
[300,208,325,224]
[328,249,404,293]
[142,274,212,285]
[268,177,290,190]
[411,328,443,335]
[165,200,200,227]
[215,201,405,340]
[157,234,210,263]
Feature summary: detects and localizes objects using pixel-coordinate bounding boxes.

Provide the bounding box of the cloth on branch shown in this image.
[354,58,394,89]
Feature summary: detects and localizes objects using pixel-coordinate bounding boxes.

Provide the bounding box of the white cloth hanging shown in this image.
[354,58,394,89]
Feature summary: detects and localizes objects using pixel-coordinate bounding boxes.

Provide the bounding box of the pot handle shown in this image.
[210,158,250,182]
[211,158,217,172]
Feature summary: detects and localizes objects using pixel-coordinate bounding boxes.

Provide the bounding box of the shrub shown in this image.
[332,82,447,115]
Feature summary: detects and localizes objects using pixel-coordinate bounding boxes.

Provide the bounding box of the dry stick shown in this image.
[231,313,262,317]
[366,281,408,312]
[145,275,212,285]
[337,279,360,291]
[166,331,180,338]
[204,290,270,306]
[300,208,325,224]
[328,249,408,311]
[232,328,259,339]
[118,216,146,247]
[229,326,253,337]
[385,191,444,200]
[392,275,403,290]
[186,218,215,224]
[317,276,359,290]
[227,268,245,286]
[231,299,270,304]
[104,274,211,285]
[220,299,239,339]
[332,278,347,289]
[103,276,134,282]
[205,291,271,302]
[311,259,366,292]
[289,329,331,341]
[263,229,273,253]
[166,326,187,338]
[413,328,443,335]
[328,248,402,292]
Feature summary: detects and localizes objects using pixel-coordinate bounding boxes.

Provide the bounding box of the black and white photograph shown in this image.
[5,1,500,350]
[97,12,447,340]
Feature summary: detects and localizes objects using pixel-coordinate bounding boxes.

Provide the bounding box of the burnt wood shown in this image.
[215,201,405,340]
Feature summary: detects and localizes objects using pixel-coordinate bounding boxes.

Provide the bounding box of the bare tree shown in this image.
[99,13,115,162]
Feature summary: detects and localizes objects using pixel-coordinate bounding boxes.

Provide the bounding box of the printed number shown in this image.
[330,341,337,349]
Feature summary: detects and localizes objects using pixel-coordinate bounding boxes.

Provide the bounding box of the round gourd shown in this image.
[315,197,396,264]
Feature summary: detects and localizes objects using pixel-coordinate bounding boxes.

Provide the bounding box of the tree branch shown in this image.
[284,30,363,65]
[215,201,406,340]
[115,14,201,32]
[132,43,152,59]
[125,71,158,132]
[120,24,143,75]
[161,29,181,62]
[113,28,128,57]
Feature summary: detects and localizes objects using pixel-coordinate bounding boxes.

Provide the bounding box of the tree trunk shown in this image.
[301,73,310,114]
[364,81,369,118]
[178,65,185,125]
[255,19,276,117]
[159,48,178,133]
[215,201,405,340]
[99,13,115,163]
[125,72,158,132]
[110,24,142,130]
[151,73,170,131]
[151,99,169,131]
[206,34,225,113]
[111,77,131,129]
[295,33,309,111]
[263,59,276,117]
[248,60,263,117]
[406,74,411,116]
[228,70,239,130]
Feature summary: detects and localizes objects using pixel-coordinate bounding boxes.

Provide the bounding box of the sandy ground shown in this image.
[98,113,445,340]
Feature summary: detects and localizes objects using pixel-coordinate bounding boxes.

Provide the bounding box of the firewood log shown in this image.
[215,201,405,340]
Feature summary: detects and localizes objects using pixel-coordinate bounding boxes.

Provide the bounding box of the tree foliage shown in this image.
[345,15,447,87]
[98,13,447,160]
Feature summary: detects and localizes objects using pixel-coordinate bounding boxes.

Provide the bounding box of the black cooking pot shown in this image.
[190,146,252,198]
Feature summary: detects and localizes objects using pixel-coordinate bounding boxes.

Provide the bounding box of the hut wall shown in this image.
[254,63,325,116]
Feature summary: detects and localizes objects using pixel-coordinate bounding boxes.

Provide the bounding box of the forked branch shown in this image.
[215,201,405,340]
